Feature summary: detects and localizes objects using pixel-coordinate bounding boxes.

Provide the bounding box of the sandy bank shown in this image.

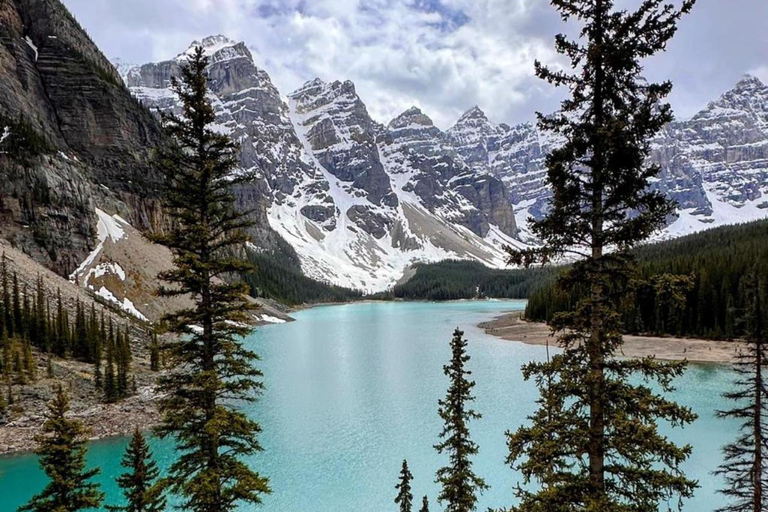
[480,311,745,364]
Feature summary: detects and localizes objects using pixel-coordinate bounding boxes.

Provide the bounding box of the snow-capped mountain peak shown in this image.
[177,34,238,61]
[697,74,768,126]
[389,106,435,129]
[456,105,489,123]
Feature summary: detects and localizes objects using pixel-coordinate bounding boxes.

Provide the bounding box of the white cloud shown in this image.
[63,0,768,129]
[751,66,768,85]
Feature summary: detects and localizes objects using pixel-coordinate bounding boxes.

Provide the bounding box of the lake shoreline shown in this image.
[480,310,745,364]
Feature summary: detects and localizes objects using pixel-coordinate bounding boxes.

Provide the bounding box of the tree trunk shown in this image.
[588,0,607,498]
[754,290,763,512]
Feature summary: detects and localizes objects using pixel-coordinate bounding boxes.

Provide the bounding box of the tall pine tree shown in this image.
[420,495,430,512]
[108,428,166,512]
[19,386,103,512]
[151,46,270,512]
[395,459,414,512]
[714,267,768,512]
[435,328,487,512]
[504,1,698,511]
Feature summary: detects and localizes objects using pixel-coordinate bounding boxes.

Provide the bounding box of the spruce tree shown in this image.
[104,331,117,403]
[151,46,270,512]
[36,276,48,352]
[19,386,104,512]
[0,379,6,415]
[714,268,768,512]
[12,272,21,337]
[3,255,14,338]
[53,289,67,357]
[115,325,131,398]
[395,459,414,512]
[435,328,487,512]
[420,495,429,512]
[108,428,166,512]
[149,331,160,372]
[504,1,698,511]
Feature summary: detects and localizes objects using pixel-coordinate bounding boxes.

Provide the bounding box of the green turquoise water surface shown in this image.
[0,301,738,511]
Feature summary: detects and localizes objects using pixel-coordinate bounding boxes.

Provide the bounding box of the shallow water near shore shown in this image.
[0,301,738,511]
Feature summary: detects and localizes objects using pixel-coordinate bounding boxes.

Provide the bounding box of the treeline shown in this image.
[243,249,363,305]
[526,220,768,340]
[389,260,556,301]
[0,253,138,412]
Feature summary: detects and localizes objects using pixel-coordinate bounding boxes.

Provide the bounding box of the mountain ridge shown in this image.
[121,45,524,292]
[117,36,768,290]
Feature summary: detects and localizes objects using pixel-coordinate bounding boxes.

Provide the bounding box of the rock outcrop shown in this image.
[0,0,163,276]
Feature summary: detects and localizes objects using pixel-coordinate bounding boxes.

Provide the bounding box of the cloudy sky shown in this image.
[63,0,767,129]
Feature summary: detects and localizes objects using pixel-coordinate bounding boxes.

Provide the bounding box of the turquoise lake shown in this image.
[0,301,738,511]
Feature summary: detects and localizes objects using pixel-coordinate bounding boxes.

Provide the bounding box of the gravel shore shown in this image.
[480,311,745,364]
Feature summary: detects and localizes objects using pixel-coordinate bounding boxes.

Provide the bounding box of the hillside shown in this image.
[525,220,768,340]
[390,259,554,301]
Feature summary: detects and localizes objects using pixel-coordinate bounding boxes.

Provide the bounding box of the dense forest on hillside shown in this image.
[390,260,556,301]
[243,249,363,305]
[526,220,768,340]
[0,253,138,412]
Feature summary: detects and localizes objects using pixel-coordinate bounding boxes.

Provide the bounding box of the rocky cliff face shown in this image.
[0,0,163,276]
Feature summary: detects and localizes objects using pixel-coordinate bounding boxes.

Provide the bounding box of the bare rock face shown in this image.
[0,0,163,276]
[651,75,768,221]
[290,79,398,208]
[124,36,310,264]
[386,106,518,237]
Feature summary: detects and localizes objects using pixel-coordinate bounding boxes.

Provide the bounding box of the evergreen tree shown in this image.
[104,330,117,403]
[89,304,101,364]
[36,276,48,352]
[22,282,31,339]
[3,255,14,338]
[12,272,21,337]
[395,459,414,512]
[504,1,698,510]
[151,46,269,512]
[714,268,768,512]
[23,339,35,381]
[19,386,104,512]
[115,325,131,397]
[419,495,429,512]
[53,289,67,357]
[149,331,161,372]
[108,428,166,512]
[0,379,6,415]
[1,330,9,375]
[435,328,487,512]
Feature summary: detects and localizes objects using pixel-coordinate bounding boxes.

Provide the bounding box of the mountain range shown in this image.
[1,1,767,310]
[117,35,768,291]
